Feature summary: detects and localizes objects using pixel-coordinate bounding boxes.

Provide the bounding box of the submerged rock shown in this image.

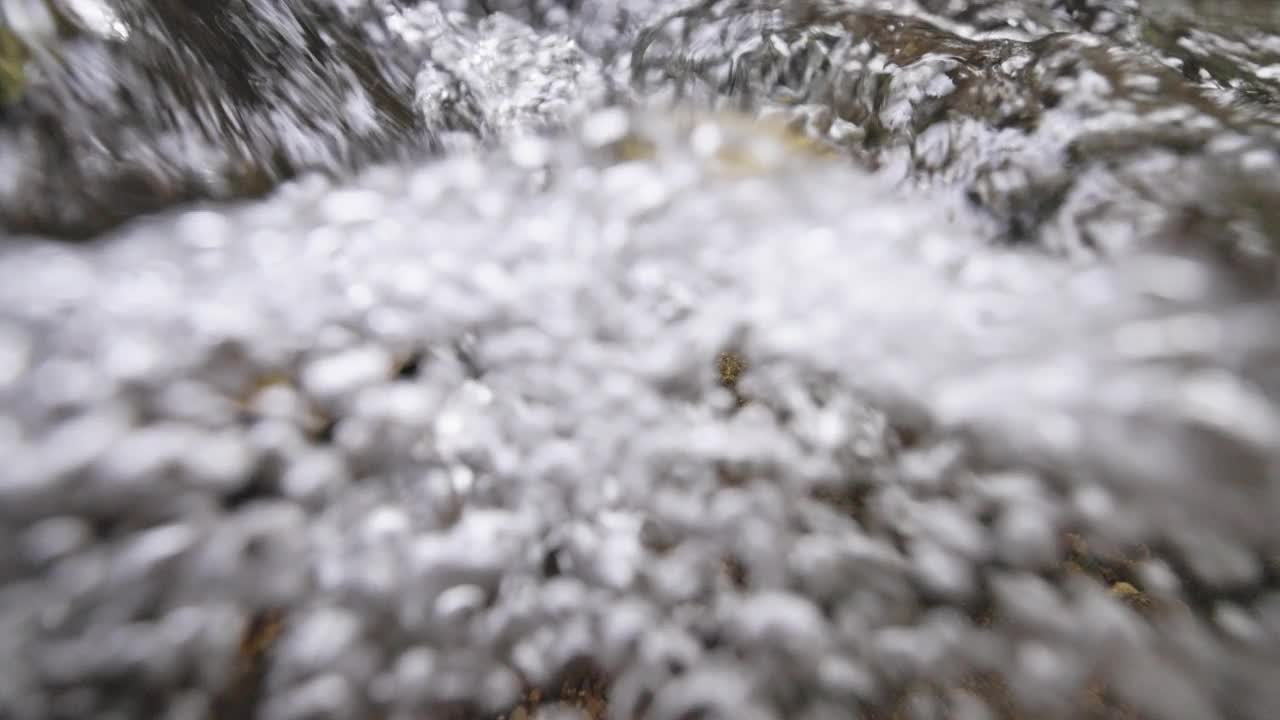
[0,0,425,237]
[0,0,607,238]
[632,0,1280,270]
[5,0,1280,260]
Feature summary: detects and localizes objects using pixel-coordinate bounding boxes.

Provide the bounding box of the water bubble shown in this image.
[302,347,393,404]
[282,607,363,675]
[19,516,91,566]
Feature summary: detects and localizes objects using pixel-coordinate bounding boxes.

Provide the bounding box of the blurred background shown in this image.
[1,1,1279,719]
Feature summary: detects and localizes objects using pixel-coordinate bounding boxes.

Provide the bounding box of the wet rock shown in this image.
[0,0,607,238]
[631,0,1280,272]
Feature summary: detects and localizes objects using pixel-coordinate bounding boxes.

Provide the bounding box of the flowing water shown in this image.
[1,1,1280,719]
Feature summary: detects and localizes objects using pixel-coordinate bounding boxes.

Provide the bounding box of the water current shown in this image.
[1,1,1279,719]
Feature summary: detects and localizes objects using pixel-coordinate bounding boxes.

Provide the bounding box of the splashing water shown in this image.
[1,1,1279,719]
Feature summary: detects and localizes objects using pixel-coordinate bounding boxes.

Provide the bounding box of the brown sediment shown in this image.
[211,608,287,720]
[497,666,611,720]
[716,350,750,409]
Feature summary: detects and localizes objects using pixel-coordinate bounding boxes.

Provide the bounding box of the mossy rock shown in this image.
[0,25,27,107]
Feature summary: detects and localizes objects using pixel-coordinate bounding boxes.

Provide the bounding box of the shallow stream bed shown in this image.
[1,2,1280,719]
